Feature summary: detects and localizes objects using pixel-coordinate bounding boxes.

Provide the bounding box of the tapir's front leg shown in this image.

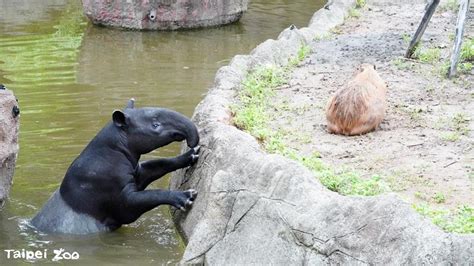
[135,146,200,190]
[119,183,198,223]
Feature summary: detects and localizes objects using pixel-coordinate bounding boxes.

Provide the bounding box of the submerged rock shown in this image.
[81,0,248,30]
[0,86,19,207]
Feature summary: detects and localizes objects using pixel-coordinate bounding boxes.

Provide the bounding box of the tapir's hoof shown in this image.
[187,189,198,200]
[181,189,198,211]
[190,146,200,165]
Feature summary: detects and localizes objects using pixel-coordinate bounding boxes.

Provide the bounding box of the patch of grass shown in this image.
[439,113,470,141]
[348,8,361,18]
[413,204,474,234]
[392,57,412,70]
[438,0,459,13]
[233,43,311,143]
[402,33,411,44]
[437,61,451,78]
[458,62,473,73]
[452,113,470,135]
[289,44,311,67]
[414,47,441,63]
[441,132,460,142]
[406,106,424,122]
[445,38,474,76]
[355,0,366,8]
[232,66,285,138]
[385,173,410,191]
[296,152,388,196]
[433,192,447,204]
[460,38,474,62]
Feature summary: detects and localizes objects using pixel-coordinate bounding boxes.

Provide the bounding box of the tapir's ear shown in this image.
[125,98,135,109]
[112,110,128,128]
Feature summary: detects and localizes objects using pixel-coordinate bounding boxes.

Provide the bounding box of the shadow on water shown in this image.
[0,0,323,264]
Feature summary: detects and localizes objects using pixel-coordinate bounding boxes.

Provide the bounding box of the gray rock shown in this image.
[81,0,249,30]
[0,88,20,207]
[171,0,474,264]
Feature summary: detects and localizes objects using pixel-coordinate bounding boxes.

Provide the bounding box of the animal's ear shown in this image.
[112,110,128,128]
[125,98,135,109]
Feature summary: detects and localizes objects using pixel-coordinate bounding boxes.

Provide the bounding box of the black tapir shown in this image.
[31,99,199,234]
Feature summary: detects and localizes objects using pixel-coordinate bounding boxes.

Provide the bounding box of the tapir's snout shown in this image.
[182,117,199,148]
[165,109,199,148]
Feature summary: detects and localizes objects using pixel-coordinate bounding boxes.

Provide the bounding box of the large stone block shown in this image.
[0,87,20,207]
[81,0,248,30]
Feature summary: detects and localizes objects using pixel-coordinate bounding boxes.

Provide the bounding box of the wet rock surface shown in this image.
[0,88,19,207]
[171,0,473,264]
[81,0,248,30]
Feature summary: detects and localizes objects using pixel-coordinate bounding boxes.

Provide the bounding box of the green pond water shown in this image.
[0,0,324,264]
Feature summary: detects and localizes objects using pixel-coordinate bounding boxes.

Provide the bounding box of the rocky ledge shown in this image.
[171,0,473,264]
[0,86,20,207]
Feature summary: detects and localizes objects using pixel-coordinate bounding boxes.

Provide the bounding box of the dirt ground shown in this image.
[269,0,473,210]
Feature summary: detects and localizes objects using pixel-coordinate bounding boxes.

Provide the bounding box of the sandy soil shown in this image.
[269,0,473,210]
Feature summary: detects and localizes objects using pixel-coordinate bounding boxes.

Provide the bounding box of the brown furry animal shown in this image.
[326,64,387,136]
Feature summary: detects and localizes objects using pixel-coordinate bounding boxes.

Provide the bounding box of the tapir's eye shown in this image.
[152,123,161,129]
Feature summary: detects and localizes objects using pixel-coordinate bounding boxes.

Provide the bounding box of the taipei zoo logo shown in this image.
[4,248,80,262]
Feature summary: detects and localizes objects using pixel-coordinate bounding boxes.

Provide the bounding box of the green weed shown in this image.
[460,38,474,62]
[459,62,473,73]
[233,43,310,142]
[452,113,470,135]
[299,153,388,196]
[289,44,311,67]
[348,8,361,18]
[356,0,366,8]
[414,204,474,233]
[402,33,411,44]
[232,66,285,137]
[414,47,441,63]
[433,192,446,204]
[439,113,470,141]
[441,132,460,142]
[392,57,412,70]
